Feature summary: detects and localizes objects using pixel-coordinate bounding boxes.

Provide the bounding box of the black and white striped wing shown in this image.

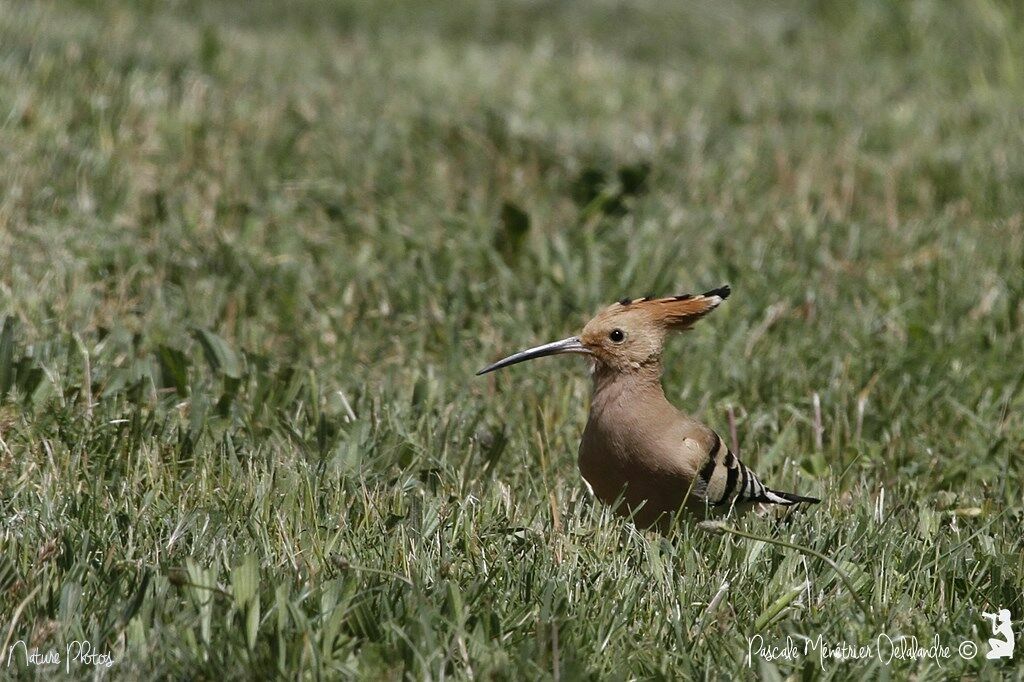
[696,432,819,508]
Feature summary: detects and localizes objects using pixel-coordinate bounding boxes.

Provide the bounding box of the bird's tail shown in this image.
[762,488,820,506]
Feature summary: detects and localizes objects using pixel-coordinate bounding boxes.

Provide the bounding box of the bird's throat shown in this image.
[588,364,667,424]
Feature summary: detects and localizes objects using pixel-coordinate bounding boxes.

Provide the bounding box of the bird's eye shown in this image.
[609,329,626,343]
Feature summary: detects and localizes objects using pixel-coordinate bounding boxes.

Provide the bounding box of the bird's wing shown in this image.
[692,431,819,508]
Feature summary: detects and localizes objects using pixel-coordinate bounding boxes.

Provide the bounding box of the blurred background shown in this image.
[1,0,1022,677]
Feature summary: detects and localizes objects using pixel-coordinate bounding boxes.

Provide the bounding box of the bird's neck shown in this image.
[588,361,668,418]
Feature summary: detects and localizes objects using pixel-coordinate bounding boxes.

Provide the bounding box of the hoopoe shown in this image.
[477,285,819,529]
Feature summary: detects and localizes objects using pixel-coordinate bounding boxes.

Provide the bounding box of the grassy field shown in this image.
[2,0,1024,678]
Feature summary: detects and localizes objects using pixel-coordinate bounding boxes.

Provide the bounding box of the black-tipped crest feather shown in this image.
[702,285,731,299]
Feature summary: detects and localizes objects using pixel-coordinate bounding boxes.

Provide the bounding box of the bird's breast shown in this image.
[577,413,705,523]
[579,418,664,493]
[577,425,626,504]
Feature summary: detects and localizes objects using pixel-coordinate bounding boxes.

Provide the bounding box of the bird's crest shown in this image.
[602,285,730,331]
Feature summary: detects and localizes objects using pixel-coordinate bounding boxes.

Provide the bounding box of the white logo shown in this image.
[982,609,1014,660]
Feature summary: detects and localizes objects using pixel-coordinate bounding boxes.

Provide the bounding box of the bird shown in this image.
[477,285,819,529]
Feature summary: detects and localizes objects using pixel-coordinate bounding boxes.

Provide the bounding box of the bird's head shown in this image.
[476,286,730,376]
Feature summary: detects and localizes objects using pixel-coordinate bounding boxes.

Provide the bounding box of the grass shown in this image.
[1,0,1023,678]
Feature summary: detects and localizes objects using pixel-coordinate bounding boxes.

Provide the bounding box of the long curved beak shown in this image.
[476,336,590,375]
